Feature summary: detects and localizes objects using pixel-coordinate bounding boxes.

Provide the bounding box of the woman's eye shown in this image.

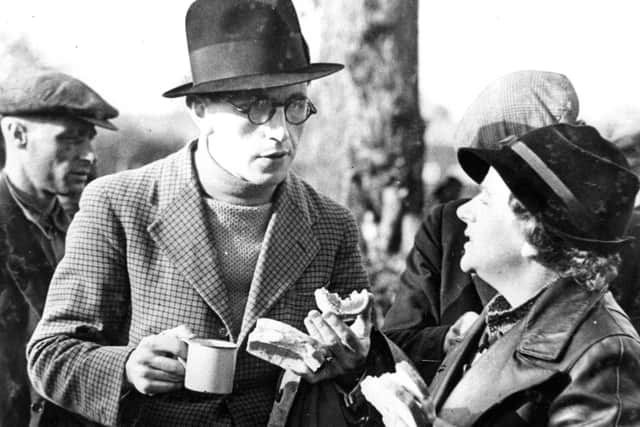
[477,192,490,205]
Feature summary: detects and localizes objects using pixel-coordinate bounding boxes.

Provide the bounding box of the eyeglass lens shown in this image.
[247,97,315,125]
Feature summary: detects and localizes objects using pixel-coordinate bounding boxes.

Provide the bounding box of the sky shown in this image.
[1,1,640,137]
[0,1,194,115]
[419,0,640,136]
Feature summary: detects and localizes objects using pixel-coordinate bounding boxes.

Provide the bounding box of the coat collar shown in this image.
[517,277,606,361]
[430,278,607,425]
[148,142,319,343]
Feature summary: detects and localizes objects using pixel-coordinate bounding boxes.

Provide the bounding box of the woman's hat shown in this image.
[163,0,344,98]
[458,124,640,251]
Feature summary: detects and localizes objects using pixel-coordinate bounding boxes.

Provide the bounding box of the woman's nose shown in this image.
[457,199,474,223]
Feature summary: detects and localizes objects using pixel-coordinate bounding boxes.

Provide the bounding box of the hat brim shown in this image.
[458,146,634,250]
[78,115,118,131]
[162,63,344,98]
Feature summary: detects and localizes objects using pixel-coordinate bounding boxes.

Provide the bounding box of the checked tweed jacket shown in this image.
[27,142,369,426]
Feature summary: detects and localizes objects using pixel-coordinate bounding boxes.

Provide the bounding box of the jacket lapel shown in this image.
[148,145,234,333]
[437,321,556,426]
[429,312,486,410]
[0,176,54,318]
[237,176,319,344]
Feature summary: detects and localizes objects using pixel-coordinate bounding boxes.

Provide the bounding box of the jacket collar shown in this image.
[517,277,606,361]
[148,142,319,344]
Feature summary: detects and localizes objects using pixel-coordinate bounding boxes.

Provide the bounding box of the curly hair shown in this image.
[509,195,621,291]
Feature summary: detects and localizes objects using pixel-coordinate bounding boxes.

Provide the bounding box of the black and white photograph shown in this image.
[1,1,640,425]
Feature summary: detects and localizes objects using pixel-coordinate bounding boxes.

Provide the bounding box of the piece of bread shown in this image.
[248,288,373,372]
[247,318,328,372]
[314,288,371,319]
[360,361,431,427]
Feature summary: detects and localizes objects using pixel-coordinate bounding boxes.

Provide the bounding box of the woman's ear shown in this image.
[521,240,538,258]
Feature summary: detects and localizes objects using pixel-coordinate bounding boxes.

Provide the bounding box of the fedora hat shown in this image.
[163,0,344,98]
[458,124,640,251]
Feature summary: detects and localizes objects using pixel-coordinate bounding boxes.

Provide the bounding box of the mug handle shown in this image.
[177,357,187,368]
[177,336,193,368]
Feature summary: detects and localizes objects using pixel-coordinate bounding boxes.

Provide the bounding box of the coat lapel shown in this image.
[148,145,234,333]
[437,321,556,426]
[429,312,486,410]
[237,177,319,344]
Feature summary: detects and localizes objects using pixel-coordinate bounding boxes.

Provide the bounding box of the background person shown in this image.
[611,131,640,326]
[0,68,117,426]
[27,1,374,426]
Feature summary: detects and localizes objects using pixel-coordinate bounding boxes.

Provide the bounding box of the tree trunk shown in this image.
[295,0,425,323]
[345,0,425,310]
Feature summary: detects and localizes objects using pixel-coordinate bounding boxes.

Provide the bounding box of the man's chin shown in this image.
[248,171,288,187]
[58,184,86,197]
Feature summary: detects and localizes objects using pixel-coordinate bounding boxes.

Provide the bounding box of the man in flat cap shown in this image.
[28,1,379,426]
[0,68,118,426]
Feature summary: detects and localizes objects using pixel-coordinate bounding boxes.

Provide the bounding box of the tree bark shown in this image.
[345,0,425,258]
[295,0,425,322]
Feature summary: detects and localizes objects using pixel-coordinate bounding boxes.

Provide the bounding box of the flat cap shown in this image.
[0,68,118,130]
[453,70,579,149]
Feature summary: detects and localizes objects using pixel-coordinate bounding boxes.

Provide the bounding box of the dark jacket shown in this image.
[383,200,640,385]
[429,278,640,426]
[382,200,495,383]
[610,207,640,327]
[0,175,91,427]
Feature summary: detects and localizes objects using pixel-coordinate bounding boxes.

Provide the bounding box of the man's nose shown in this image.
[77,141,96,164]
[264,107,288,140]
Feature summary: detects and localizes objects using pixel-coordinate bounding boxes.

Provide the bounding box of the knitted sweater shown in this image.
[204,198,272,338]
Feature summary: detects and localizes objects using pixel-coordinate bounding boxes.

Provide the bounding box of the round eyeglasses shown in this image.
[226,95,317,125]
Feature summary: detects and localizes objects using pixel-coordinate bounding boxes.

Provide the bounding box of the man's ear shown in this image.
[190,96,207,119]
[521,240,538,258]
[1,118,28,148]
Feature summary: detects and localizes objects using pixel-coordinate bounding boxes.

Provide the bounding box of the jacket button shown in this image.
[31,399,45,413]
[219,327,228,337]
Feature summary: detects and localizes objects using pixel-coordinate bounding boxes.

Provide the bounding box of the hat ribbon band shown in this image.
[510,141,598,230]
[189,35,308,85]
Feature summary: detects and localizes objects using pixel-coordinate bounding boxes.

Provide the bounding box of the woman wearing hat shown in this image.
[27,1,376,426]
[383,70,584,384]
[423,124,640,426]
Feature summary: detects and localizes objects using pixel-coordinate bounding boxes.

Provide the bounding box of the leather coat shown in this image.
[429,278,640,426]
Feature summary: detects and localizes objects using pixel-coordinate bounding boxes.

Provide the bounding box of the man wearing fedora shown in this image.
[420,124,640,426]
[27,1,374,426]
[0,68,118,426]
